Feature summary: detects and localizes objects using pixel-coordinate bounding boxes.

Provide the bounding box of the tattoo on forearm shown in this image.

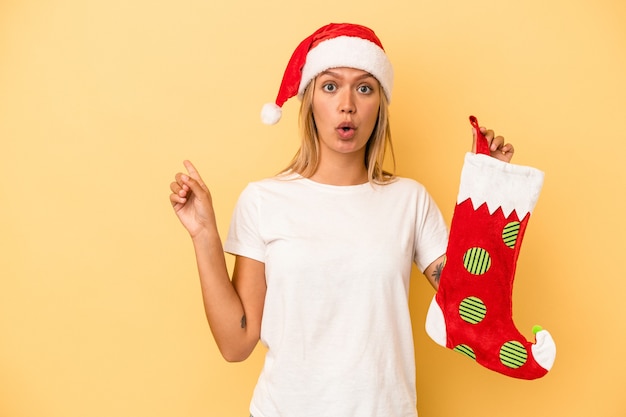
[240,314,247,329]
[432,261,445,285]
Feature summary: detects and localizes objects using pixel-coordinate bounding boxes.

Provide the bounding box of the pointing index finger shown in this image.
[183,160,207,188]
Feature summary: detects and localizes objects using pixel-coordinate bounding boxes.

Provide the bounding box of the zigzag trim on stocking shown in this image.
[457,153,544,218]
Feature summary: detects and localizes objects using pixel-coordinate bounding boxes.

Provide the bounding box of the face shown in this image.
[311,67,381,159]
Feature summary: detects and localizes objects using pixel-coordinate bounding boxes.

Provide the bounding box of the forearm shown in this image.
[191,228,256,361]
[424,255,446,291]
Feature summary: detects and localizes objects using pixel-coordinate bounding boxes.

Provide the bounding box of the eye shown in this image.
[357,84,373,94]
[322,83,337,92]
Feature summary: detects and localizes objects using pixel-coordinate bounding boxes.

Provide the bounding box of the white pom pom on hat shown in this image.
[261,23,394,125]
[261,103,282,125]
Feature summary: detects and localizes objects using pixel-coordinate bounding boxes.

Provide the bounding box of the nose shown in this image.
[338,89,356,114]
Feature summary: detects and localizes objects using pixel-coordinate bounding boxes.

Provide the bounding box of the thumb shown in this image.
[471,125,478,153]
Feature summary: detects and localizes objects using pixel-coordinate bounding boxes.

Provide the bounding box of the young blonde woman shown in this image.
[169,23,513,417]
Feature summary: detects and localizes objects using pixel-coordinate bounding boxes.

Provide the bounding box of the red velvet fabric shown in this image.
[436,199,548,379]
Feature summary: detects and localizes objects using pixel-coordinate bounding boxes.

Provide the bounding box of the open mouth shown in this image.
[337,122,356,131]
[337,123,356,139]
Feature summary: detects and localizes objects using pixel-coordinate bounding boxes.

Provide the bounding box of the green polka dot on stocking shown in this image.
[500,341,528,368]
[502,222,521,248]
[463,247,491,274]
[454,344,476,360]
[459,296,487,324]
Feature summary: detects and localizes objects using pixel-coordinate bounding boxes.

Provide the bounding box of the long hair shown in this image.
[281,77,396,184]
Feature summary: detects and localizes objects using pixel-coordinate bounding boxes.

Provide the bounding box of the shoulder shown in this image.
[378,177,440,211]
[380,176,428,194]
[243,172,303,192]
[237,173,308,204]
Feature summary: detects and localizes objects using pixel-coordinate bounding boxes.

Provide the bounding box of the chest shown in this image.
[259,187,419,285]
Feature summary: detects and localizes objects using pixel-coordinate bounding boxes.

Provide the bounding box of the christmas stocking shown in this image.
[425,116,556,380]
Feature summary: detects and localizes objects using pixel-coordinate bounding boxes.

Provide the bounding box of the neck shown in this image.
[309,155,369,186]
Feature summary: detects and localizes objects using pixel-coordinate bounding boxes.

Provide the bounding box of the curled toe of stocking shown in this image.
[531,329,557,371]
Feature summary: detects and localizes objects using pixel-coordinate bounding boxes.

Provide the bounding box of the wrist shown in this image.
[190,225,217,243]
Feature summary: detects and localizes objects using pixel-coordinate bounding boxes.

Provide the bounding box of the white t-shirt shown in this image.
[224,173,448,417]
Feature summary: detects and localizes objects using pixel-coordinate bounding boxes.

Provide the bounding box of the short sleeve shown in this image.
[224,184,266,263]
[413,191,449,273]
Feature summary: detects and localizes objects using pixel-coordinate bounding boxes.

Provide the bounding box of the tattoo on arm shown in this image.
[432,261,445,285]
[240,314,247,329]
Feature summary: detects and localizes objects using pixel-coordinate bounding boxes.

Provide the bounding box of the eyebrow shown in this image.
[319,70,376,81]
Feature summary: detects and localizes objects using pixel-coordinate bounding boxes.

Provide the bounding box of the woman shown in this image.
[169,23,513,417]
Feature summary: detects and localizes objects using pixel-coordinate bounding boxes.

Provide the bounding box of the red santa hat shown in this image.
[261,23,394,125]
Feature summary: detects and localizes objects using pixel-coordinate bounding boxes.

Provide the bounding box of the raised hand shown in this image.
[471,125,515,163]
[169,160,217,238]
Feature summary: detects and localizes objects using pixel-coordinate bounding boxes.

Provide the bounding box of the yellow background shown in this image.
[1,0,625,416]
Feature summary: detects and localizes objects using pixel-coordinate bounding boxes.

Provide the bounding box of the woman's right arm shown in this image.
[169,160,266,362]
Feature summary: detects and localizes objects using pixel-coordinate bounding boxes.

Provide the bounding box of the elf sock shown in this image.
[425,116,556,380]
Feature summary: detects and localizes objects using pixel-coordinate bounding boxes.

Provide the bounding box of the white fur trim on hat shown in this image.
[298,36,394,102]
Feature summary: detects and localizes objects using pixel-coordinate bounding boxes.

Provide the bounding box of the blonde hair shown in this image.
[281,77,396,184]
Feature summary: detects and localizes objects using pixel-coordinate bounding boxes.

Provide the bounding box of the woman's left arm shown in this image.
[424,255,446,291]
